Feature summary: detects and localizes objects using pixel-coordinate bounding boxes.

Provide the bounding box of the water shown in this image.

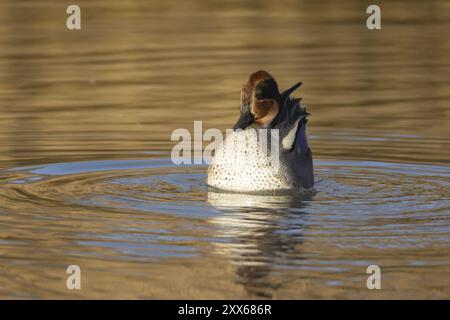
[0,0,449,299]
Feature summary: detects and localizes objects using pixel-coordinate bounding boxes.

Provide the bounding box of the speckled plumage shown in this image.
[207,128,293,192]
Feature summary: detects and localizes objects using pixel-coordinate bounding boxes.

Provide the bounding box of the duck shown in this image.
[207,70,314,193]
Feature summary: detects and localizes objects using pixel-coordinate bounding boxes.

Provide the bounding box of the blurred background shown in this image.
[0,0,449,168]
[0,0,449,299]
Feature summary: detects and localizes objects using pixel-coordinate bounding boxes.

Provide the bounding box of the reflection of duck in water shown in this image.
[207,70,314,193]
[207,191,315,298]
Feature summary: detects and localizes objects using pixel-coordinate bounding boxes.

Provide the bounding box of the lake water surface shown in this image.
[0,0,449,298]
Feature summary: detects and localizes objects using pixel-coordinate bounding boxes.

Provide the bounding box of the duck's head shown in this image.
[233,70,303,130]
[232,70,314,189]
[234,70,278,129]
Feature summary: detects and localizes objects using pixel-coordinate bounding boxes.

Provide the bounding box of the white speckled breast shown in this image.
[207,128,293,192]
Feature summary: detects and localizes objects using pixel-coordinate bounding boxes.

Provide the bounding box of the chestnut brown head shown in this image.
[233,70,280,129]
[233,70,302,130]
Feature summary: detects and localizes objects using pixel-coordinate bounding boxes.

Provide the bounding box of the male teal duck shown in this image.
[207,70,314,193]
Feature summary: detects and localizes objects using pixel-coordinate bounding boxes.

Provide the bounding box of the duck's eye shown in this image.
[255,79,279,100]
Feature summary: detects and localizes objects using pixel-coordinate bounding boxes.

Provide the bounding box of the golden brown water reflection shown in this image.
[0,0,449,299]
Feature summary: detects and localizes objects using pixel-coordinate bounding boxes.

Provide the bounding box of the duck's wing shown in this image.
[272,81,309,145]
[275,97,309,150]
[279,81,302,102]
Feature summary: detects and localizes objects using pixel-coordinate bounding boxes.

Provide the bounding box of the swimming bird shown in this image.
[207,70,314,193]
